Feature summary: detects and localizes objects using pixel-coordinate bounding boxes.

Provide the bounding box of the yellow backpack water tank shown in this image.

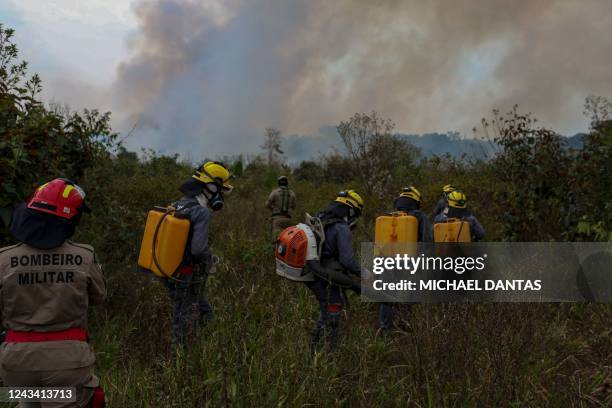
[434,218,471,243]
[138,208,190,278]
[374,212,418,256]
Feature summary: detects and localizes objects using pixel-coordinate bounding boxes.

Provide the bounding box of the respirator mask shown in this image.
[196,182,225,211]
[346,207,361,229]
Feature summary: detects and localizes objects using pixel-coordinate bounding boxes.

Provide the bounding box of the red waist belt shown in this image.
[178,265,194,276]
[6,328,88,343]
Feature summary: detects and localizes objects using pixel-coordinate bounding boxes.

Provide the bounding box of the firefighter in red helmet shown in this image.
[0,178,106,407]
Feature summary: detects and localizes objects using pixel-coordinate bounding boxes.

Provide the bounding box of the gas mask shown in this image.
[196,182,225,211]
[346,207,361,229]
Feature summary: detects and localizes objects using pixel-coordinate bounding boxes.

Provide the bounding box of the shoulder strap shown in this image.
[322,217,344,226]
[66,241,95,254]
[173,200,200,219]
[0,243,23,255]
[280,188,289,213]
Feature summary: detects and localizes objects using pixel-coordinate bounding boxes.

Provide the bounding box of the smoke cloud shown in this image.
[113,0,612,157]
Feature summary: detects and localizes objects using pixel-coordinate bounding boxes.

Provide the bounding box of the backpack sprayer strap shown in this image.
[152,205,213,284]
[387,211,408,216]
[439,217,468,242]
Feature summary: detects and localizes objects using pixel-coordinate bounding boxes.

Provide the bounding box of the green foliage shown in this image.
[566,108,612,241]
[72,153,611,406]
[0,24,117,235]
[477,104,611,242]
[337,111,421,196]
[481,106,570,240]
[1,23,611,407]
[293,160,323,183]
[231,157,244,178]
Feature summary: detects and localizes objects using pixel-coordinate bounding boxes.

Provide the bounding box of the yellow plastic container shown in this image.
[374,212,418,256]
[138,208,190,278]
[434,218,471,243]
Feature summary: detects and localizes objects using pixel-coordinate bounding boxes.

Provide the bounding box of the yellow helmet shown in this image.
[447,190,467,208]
[400,186,421,202]
[335,189,364,211]
[192,161,233,191]
[443,184,456,193]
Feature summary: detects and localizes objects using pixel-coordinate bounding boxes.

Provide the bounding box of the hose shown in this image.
[151,210,171,278]
[456,218,466,242]
[306,260,361,293]
[440,217,468,243]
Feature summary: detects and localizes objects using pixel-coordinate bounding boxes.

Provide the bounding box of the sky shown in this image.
[1,0,611,158]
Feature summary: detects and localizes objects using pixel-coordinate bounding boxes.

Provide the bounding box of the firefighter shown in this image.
[434,190,485,241]
[265,176,296,240]
[431,184,456,219]
[379,186,432,331]
[306,190,364,352]
[0,178,106,407]
[166,161,232,346]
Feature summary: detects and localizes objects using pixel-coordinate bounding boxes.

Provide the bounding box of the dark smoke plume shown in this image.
[113,0,612,157]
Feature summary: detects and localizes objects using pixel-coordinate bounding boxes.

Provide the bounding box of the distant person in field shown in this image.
[379,186,432,331]
[167,161,232,346]
[1,178,106,407]
[306,190,364,353]
[265,176,296,240]
[431,184,456,219]
[434,190,485,241]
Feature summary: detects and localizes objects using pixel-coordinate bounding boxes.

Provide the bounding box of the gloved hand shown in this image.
[197,254,220,275]
[208,254,220,275]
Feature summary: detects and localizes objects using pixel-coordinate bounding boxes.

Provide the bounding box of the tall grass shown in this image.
[76,156,611,407]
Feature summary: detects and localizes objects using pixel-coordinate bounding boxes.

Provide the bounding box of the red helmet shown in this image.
[27,178,88,219]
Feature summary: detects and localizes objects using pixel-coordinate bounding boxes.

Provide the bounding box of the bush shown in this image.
[0,24,117,237]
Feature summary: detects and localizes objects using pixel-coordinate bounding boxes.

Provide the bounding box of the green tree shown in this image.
[570,96,612,241]
[0,24,117,239]
[482,106,569,241]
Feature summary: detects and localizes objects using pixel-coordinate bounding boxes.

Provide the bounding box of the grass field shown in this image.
[76,160,611,407]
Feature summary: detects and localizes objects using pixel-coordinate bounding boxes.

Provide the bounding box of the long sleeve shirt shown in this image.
[265,187,296,217]
[321,222,361,274]
[405,209,433,242]
[432,197,447,218]
[174,196,212,264]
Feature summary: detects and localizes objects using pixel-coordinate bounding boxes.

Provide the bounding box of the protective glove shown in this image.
[207,254,220,275]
